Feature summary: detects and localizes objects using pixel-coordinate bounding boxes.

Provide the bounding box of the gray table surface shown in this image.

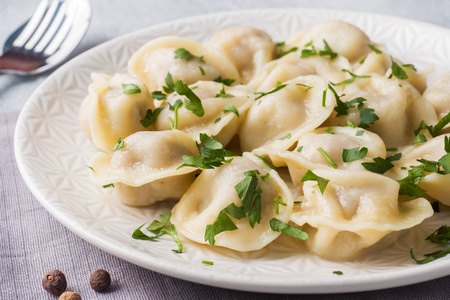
[2,0,450,299]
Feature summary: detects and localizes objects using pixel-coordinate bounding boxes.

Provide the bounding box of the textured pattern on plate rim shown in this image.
[14,8,450,294]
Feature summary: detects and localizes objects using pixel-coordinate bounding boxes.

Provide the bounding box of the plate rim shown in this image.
[14,7,450,294]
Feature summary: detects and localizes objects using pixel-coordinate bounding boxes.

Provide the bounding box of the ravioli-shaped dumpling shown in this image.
[423,73,450,119]
[79,73,154,153]
[208,27,275,84]
[248,53,351,91]
[155,81,254,146]
[267,126,386,192]
[393,134,450,205]
[291,168,433,261]
[171,153,293,251]
[89,130,198,206]
[324,74,437,148]
[128,36,240,92]
[288,20,372,64]
[240,75,336,152]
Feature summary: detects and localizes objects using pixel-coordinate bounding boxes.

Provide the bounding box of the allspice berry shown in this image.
[42,270,67,295]
[59,291,81,300]
[89,269,111,292]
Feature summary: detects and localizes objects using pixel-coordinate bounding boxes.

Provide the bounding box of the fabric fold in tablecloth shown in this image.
[2,110,450,300]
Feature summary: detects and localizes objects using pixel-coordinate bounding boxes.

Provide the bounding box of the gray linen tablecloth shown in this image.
[2,0,450,299]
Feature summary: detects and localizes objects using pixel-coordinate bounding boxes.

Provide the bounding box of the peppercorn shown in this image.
[42,270,67,295]
[89,269,111,292]
[59,291,81,300]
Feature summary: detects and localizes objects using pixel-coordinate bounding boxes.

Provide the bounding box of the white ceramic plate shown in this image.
[14,8,450,294]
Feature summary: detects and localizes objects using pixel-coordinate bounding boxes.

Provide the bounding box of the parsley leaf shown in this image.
[386,153,402,163]
[168,99,183,130]
[273,196,287,215]
[319,40,338,60]
[297,146,303,152]
[333,95,379,129]
[254,154,276,170]
[222,102,239,117]
[151,91,167,100]
[414,112,450,139]
[276,41,298,58]
[122,83,141,94]
[390,57,409,80]
[112,137,124,151]
[255,82,288,100]
[178,134,237,169]
[174,80,204,117]
[235,170,263,228]
[410,225,450,264]
[198,66,205,75]
[333,271,344,275]
[300,41,318,58]
[102,183,114,188]
[174,48,204,62]
[358,106,379,129]
[204,203,245,246]
[342,147,368,162]
[216,83,234,98]
[140,107,164,128]
[214,77,235,86]
[296,83,313,92]
[163,73,175,94]
[269,218,309,240]
[279,133,291,140]
[361,157,394,174]
[367,44,382,54]
[331,69,371,86]
[317,147,338,169]
[301,170,330,194]
[202,260,214,265]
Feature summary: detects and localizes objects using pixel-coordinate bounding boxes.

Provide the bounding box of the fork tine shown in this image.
[12,0,52,48]
[24,0,62,51]
[33,1,68,53]
[43,1,76,56]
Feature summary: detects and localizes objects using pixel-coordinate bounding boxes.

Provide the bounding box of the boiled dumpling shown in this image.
[208,27,275,84]
[128,36,240,92]
[324,74,437,148]
[240,75,336,152]
[171,153,293,251]
[79,73,154,153]
[154,80,254,146]
[288,20,372,64]
[423,73,450,119]
[291,168,433,261]
[88,130,199,206]
[249,53,351,91]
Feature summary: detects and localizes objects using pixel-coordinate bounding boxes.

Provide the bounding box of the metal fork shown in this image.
[0,0,91,75]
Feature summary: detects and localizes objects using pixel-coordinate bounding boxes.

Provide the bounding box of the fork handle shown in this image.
[0,51,46,73]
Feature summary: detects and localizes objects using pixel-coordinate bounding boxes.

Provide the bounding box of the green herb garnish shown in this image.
[279,133,291,140]
[112,137,124,151]
[151,91,167,100]
[141,107,164,128]
[269,218,308,240]
[214,77,235,86]
[174,80,204,117]
[202,260,214,265]
[301,170,330,194]
[216,83,234,98]
[390,57,408,80]
[367,44,382,54]
[255,82,288,100]
[317,147,338,169]
[254,154,276,170]
[174,48,204,62]
[332,69,371,86]
[168,99,183,130]
[342,147,368,162]
[222,102,239,117]
[122,83,141,94]
[102,183,115,188]
[361,157,394,174]
[276,41,298,58]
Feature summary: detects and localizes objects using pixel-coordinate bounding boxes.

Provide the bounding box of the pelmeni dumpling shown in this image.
[324,74,437,148]
[393,134,450,205]
[248,53,351,91]
[240,75,336,152]
[288,20,372,64]
[79,73,154,153]
[88,130,199,206]
[171,153,293,251]
[268,126,386,192]
[423,73,450,119]
[291,168,433,261]
[208,27,275,84]
[155,81,254,146]
[128,36,240,92]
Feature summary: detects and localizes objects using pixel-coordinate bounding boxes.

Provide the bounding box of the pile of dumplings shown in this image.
[79,20,450,261]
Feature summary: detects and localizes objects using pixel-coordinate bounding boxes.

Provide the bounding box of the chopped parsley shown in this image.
[122,83,141,94]
[102,183,115,188]
[222,102,239,117]
[367,44,382,54]
[174,80,204,117]
[356,129,364,136]
[276,41,298,58]
[410,225,450,264]
[216,83,234,98]
[413,112,450,143]
[87,166,95,172]
[163,73,175,94]
[333,271,344,275]
[198,65,205,75]
[214,117,221,124]
[254,154,276,170]
[140,107,164,128]
[174,48,204,62]
[317,147,338,169]
[202,260,214,265]
[205,170,267,245]
[112,137,124,151]
[296,83,313,92]
[296,146,303,152]
[333,95,379,129]
[255,82,288,100]
[331,69,371,86]
[168,99,183,130]
[279,133,291,140]
[151,91,167,100]
[132,212,183,253]
[361,157,394,174]
[300,39,337,60]
[269,218,309,240]
[319,40,338,60]
[273,196,287,215]
[178,133,237,169]
[342,147,368,162]
[390,57,408,80]
[301,170,330,194]
[214,76,235,86]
